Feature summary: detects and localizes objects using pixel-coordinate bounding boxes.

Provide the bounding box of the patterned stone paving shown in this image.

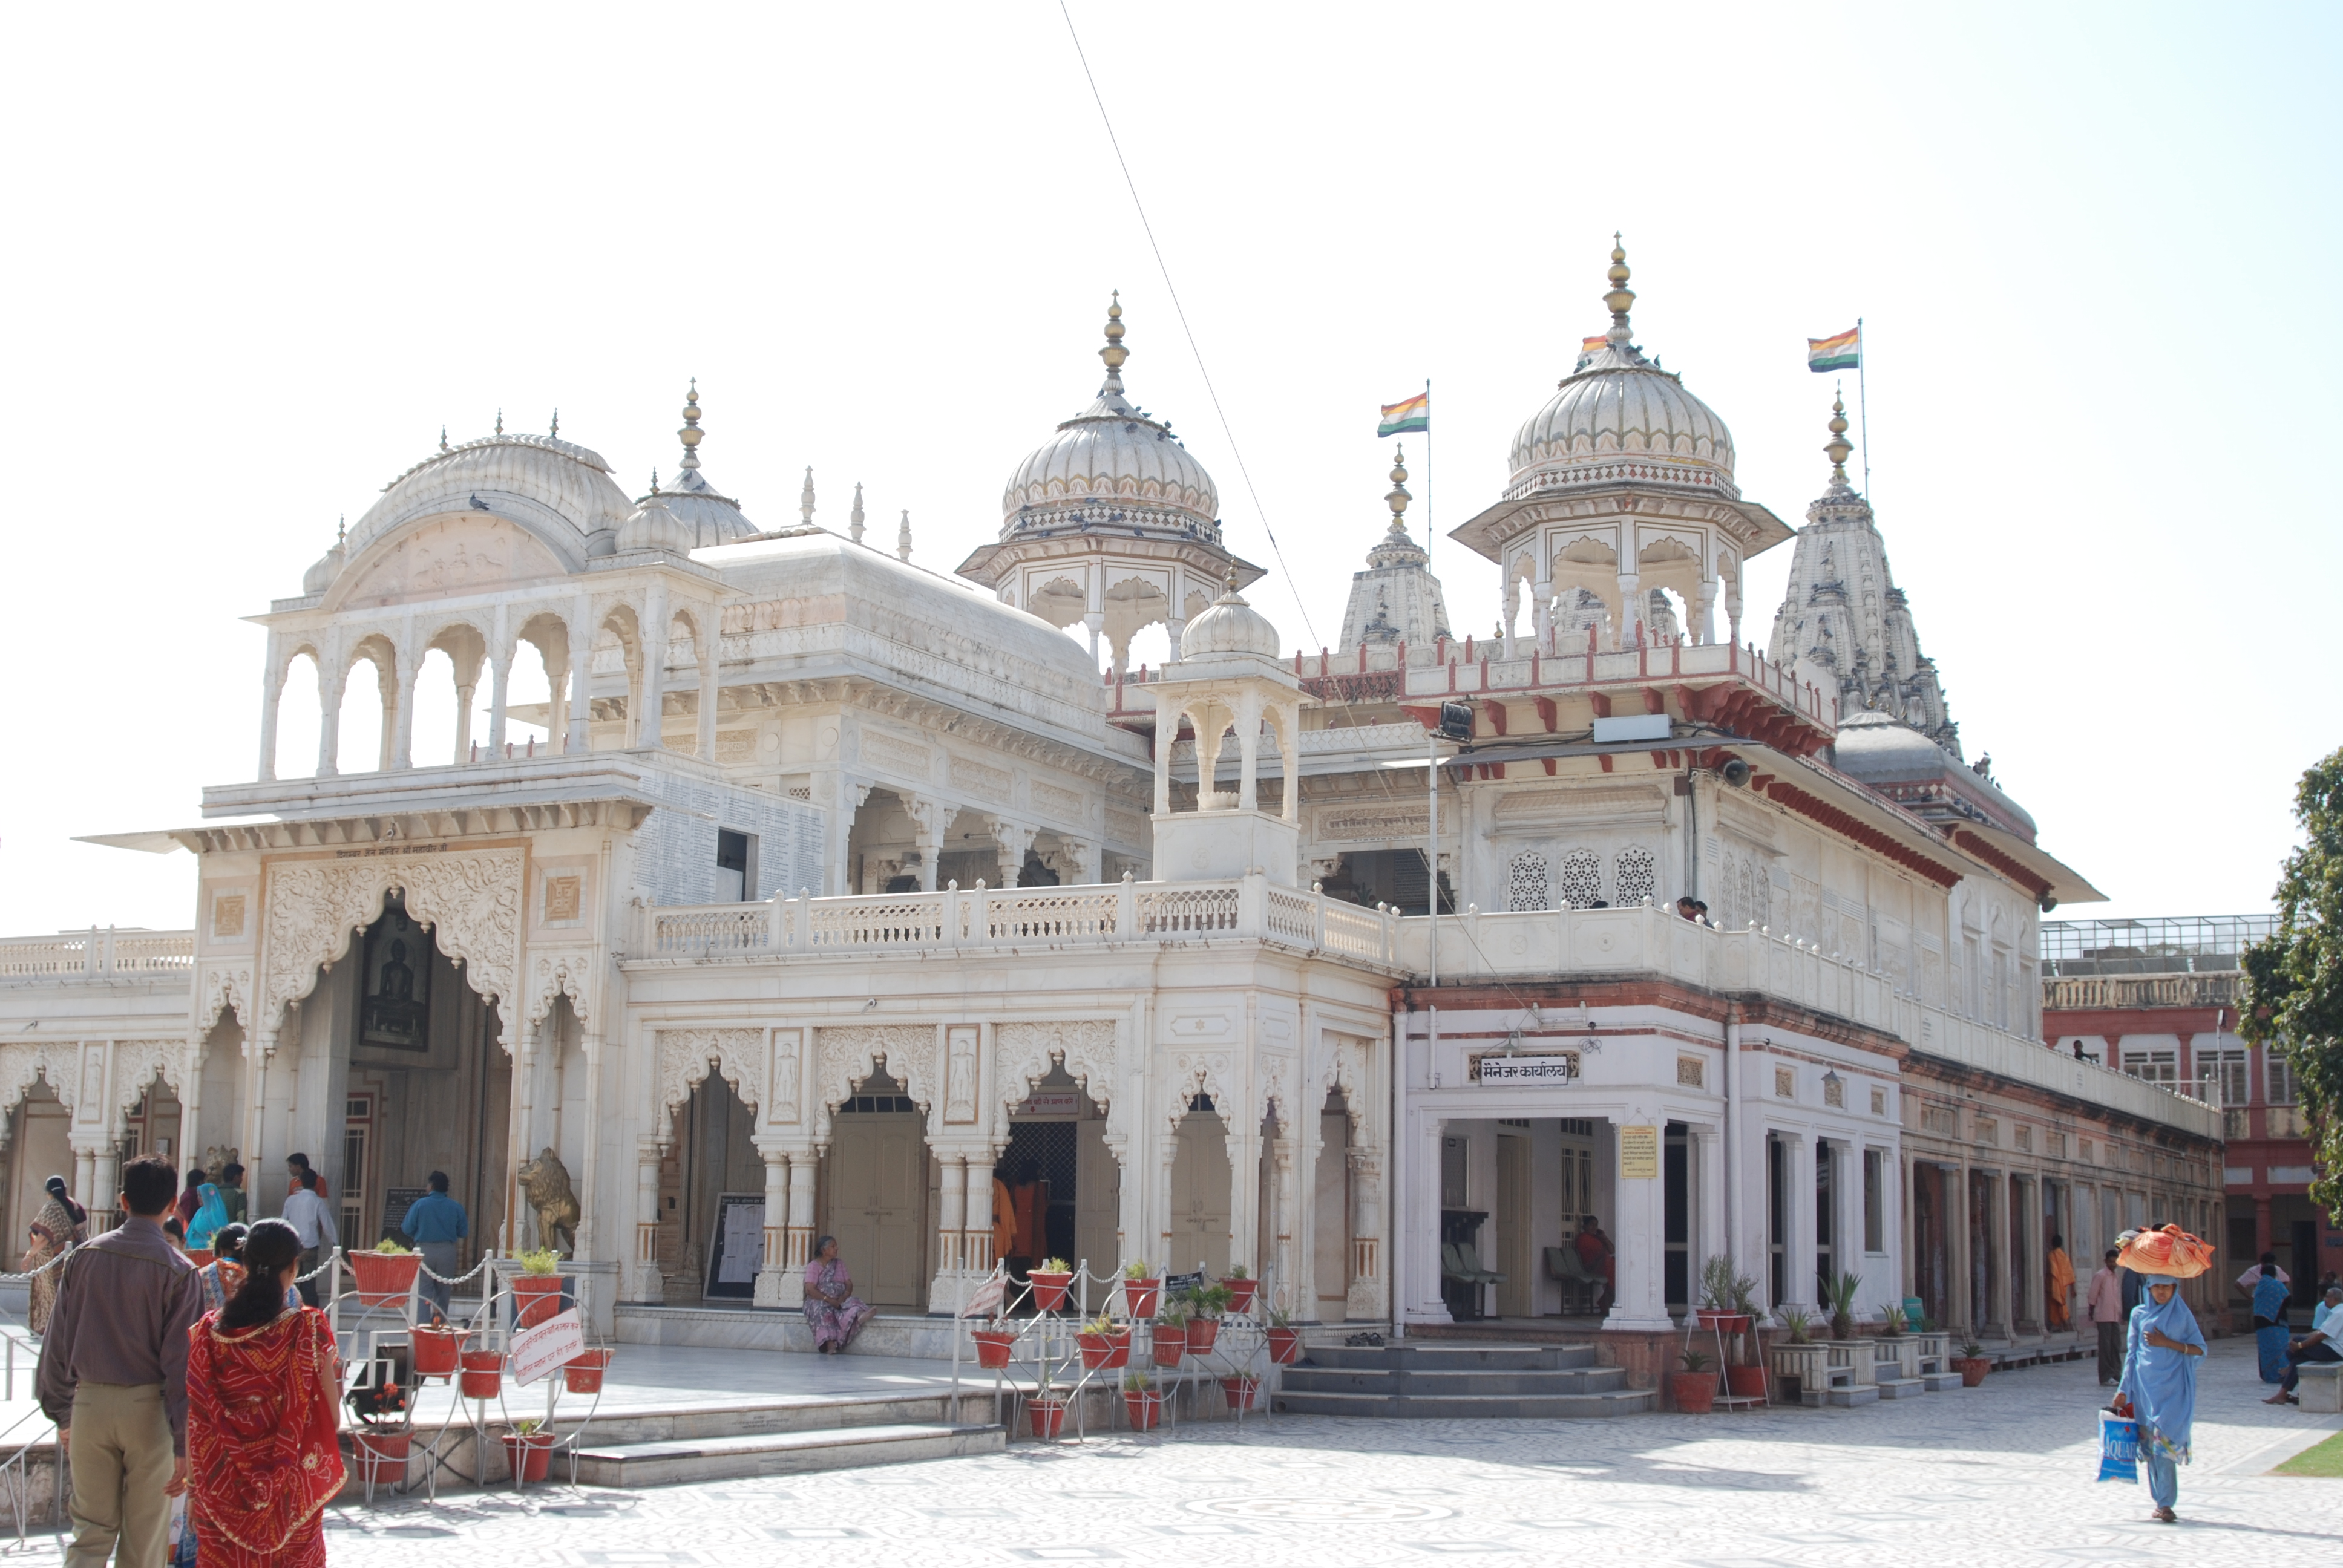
[2,1341,2336,1565]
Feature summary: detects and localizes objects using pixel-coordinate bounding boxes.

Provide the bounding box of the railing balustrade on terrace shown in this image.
[0,929,196,981]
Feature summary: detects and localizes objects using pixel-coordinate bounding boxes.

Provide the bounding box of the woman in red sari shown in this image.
[186,1218,345,1566]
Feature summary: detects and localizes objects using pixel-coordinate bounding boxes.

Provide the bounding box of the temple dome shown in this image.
[1000,296,1221,540]
[640,381,758,549]
[354,425,634,558]
[1506,239,1738,501]
[1179,583,1282,661]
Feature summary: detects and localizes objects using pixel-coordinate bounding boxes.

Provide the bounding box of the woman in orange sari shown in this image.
[186,1218,345,1567]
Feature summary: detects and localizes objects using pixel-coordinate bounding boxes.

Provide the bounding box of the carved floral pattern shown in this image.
[995,1021,1116,1115]
[653,1028,767,1126]
[0,1041,84,1122]
[111,1040,184,1116]
[527,950,594,1040]
[196,963,252,1037]
[813,1025,937,1135]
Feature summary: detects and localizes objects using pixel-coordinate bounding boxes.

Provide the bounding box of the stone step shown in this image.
[1875,1377,1928,1400]
[1271,1388,1653,1420]
[1920,1371,1965,1392]
[1821,1384,1881,1408]
[573,1422,1005,1488]
[1279,1366,1629,1397]
[1303,1343,1598,1373]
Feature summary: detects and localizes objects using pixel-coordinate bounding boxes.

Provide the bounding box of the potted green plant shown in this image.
[1121,1369,1163,1431]
[350,1237,422,1308]
[1694,1255,1754,1333]
[1824,1271,1863,1342]
[1121,1259,1161,1319]
[1186,1283,1232,1355]
[411,1321,463,1379]
[1766,1307,1819,1404]
[1028,1256,1074,1313]
[511,1247,564,1328]
[1264,1305,1302,1365]
[1150,1307,1190,1368]
[1777,1306,1814,1345]
[1027,1355,1069,1439]
[971,1314,1017,1370]
[344,1376,413,1485]
[1878,1304,1906,1338]
[458,1345,504,1400]
[501,1417,554,1483]
[1221,1264,1260,1315]
[565,1345,614,1394]
[1951,1338,1990,1387]
[1671,1348,1719,1414]
[1076,1314,1130,1371]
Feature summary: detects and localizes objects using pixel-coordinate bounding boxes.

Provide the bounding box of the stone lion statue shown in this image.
[517,1147,581,1257]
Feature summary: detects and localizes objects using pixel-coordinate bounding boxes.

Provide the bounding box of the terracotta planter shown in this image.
[350,1251,423,1308]
[350,1428,411,1486]
[1078,1330,1130,1371]
[1694,1309,1752,1334]
[1670,1371,1719,1414]
[459,1348,503,1400]
[1027,1270,1073,1312]
[1187,1318,1221,1356]
[565,1347,612,1394]
[1221,1376,1262,1411]
[1951,1356,1990,1388]
[972,1328,1016,1370]
[1725,1364,1768,1399]
[1027,1396,1069,1439]
[1265,1327,1302,1365]
[1123,1389,1163,1432]
[511,1274,563,1328]
[502,1430,554,1483]
[1122,1278,1161,1319]
[411,1326,461,1378]
[1222,1278,1260,1315]
[1151,1322,1188,1368]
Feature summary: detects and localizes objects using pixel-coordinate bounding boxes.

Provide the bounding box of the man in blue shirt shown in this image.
[401,1172,468,1325]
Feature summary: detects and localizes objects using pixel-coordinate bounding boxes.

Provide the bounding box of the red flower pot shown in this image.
[350,1428,411,1486]
[1725,1364,1768,1399]
[1221,1376,1262,1411]
[1265,1327,1302,1365]
[1122,1278,1161,1319]
[411,1327,461,1379]
[1952,1356,1990,1387]
[972,1328,1016,1370]
[1187,1318,1221,1356]
[459,1348,504,1400]
[1150,1322,1188,1368]
[1222,1278,1260,1315]
[502,1430,554,1483]
[351,1251,423,1308]
[1670,1371,1719,1414]
[1027,1396,1069,1439]
[1027,1270,1073,1313]
[511,1274,563,1328]
[1694,1309,1752,1334]
[1123,1389,1163,1432]
[1078,1330,1130,1371]
[565,1347,612,1394]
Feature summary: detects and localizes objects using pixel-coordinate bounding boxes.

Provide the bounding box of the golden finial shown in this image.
[495,408,504,437]
[336,514,346,546]
[439,425,448,453]
[1824,384,1853,486]
[549,408,559,439]
[1602,232,1636,328]
[1386,443,1412,532]
[1100,290,1129,375]
[678,379,703,470]
[1224,562,1239,595]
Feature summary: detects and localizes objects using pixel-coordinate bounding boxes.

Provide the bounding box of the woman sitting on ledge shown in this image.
[804,1236,875,1354]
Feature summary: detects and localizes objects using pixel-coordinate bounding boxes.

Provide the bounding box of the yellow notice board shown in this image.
[1619,1125,1660,1178]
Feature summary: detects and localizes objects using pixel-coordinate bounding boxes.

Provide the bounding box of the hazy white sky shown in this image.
[1,2,2335,935]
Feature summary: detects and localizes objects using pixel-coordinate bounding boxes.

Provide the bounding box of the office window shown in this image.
[2122,1048,2177,1086]
[716,828,753,901]
[2204,1049,2248,1108]
[2266,1051,2297,1105]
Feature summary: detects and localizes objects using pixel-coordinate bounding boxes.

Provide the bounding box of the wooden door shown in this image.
[1075,1119,1121,1278]
[1166,1111,1230,1278]
[1314,1110,1351,1319]
[830,1113,928,1307]
[1496,1133,1532,1318]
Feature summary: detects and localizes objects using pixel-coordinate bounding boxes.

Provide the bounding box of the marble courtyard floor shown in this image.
[4,1339,2337,1566]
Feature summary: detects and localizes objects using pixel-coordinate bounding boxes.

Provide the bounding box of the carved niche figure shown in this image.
[517,1147,582,1257]
[360,901,432,1051]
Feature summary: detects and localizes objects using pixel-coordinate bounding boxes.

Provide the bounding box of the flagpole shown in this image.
[1422,376,1433,578]
[1856,316,1870,501]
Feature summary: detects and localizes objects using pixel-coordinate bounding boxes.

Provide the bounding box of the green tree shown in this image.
[2239,748,2343,1217]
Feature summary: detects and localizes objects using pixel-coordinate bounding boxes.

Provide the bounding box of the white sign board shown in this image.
[509,1308,585,1387]
[1017,1091,1085,1116]
[1475,1053,1580,1085]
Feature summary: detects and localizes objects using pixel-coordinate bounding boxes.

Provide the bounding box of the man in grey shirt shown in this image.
[37,1154,203,1567]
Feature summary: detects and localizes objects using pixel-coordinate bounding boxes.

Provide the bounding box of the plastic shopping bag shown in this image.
[2097,1411,2140,1483]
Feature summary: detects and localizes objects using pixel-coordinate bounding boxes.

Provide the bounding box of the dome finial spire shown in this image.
[850,481,865,544]
[678,379,703,472]
[1385,443,1412,536]
[549,408,559,439]
[800,465,815,527]
[1099,290,1129,389]
[1824,383,1855,490]
[897,509,914,563]
[495,408,504,437]
[1604,232,1636,344]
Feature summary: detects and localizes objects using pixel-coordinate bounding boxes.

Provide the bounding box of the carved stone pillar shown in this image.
[91,1145,120,1219]
[316,666,346,777]
[487,653,513,760]
[785,1150,816,1278]
[258,652,284,782]
[638,582,670,751]
[965,1158,997,1275]
[631,1138,664,1303]
[753,1146,795,1308]
[1346,1148,1384,1321]
[1614,571,1643,648]
[695,642,718,763]
[929,1154,968,1308]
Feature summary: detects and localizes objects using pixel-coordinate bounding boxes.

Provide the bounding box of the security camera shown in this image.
[1720,759,1752,788]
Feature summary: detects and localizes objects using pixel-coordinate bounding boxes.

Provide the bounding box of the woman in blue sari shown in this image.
[186,1182,231,1252]
[2251,1269,2292,1382]
[2117,1279,2206,1523]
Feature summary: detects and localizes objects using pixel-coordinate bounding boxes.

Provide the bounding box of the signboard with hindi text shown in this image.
[1619,1125,1660,1178]
[1472,1052,1580,1086]
[510,1308,585,1387]
[702,1192,765,1301]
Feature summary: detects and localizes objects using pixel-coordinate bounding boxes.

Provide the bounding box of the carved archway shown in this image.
[811,1025,938,1144]
[651,1028,765,1145]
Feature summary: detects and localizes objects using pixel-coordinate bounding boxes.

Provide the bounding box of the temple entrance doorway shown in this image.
[3,1080,74,1251]
[1166,1097,1230,1278]
[1001,1062,1117,1282]
[1312,1089,1351,1321]
[662,1071,762,1302]
[821,1070,929,1310]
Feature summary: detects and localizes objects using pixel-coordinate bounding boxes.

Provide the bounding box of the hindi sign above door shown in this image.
[1619,1125,1660,1179]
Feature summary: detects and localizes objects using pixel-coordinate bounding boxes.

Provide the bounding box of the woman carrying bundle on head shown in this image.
[185,1218,345,1567]
[2112,1223,2212,1524]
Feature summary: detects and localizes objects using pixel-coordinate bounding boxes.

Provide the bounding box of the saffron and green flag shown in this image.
[1377,391,1430,436]
[1807,326,1861,372]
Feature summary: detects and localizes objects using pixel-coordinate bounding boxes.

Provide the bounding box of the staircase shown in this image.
[1273,1342,1653,1419]
[574,1417,1003,1486]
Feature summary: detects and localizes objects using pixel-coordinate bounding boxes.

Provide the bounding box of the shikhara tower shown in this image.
[1766,392,1959,756]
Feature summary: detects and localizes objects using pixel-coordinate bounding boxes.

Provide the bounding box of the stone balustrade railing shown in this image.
[0,929,196,981]
[2040,972,2240,1012]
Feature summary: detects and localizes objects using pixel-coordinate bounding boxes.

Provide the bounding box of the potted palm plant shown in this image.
[1121,1259,1161,1319]
[1150,1305,1191,1368]
[1766,1307,1821,1405]
[1186,1283,1231,1356]
[501,1417,554,1483]
[1824,1270,1863,1343]
[1671,1349,1719,1414]
[511,1247,564,1328]
[1221,1264,1259,1315]
[1723,1270,1766,1398]
[1950,1338,1991,1387]
[1076,1314,1130,1371]
[350,1237,422,1308]
[1028,1256,1074,1313]
[1264,1305,1303,1365]
[1121,1370,1163,1431]
[1694,1255,1754,1334]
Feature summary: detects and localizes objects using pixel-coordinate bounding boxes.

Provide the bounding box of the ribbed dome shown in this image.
[1000,296,1221,540]
[617,494,698,555]
[355,430,633,557]
[301,528,346,595]
[1506,238,1738,501]
[1179,586,1282,661]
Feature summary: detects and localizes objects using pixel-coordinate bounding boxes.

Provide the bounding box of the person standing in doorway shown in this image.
[2088,1248,2125,1385]
[1008,1160,1047,1278]
[989,1163,1016,1275]
[280,1170,337,1307]
[400,1171,468,1325]
[35,1154,203,1568]
[2046,1235,2075,1330]
[215,1163,246,1229]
